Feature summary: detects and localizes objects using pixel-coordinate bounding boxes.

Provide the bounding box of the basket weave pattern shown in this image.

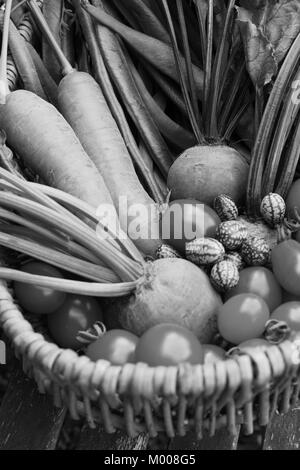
[1,281,300,439]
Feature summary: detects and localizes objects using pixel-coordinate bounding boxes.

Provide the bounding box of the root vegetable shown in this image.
[117,258,222,342]
[167,145,249,207]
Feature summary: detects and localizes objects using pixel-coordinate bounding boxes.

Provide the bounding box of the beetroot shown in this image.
[118,258,222,342]
[167,145,249,207]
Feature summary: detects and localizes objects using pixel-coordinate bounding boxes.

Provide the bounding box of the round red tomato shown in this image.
[202,344,225,364]
[225,267,282,312]
[86,329,138,364]
[218,294,270,345]
[272,239,300,296]
[14,261,66,314]
[271,302,300,331]
[160,199,220,253]
[47,295,103,349]
[135,323,204,366]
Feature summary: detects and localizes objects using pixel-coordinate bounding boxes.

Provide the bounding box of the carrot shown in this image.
[26,42,59,107]
[5,17,46,98]
[0,2,114,213]
[29,0,161,256]
[0,90,115,207]
[82,0,204,97]
[74,1,164,204]
[6,10,37,91]
[42,0,63,82]
[0,9,47,100]
[91,0,172,177]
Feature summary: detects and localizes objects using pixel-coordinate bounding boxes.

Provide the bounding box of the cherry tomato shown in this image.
[160,199,220,253]
[272,239,300,296]
[86,329,138,364]
[47,295,103,349]
[202,344,225,364]
[238,338,271,354]
[135,323,204,366]
[271,302,300,331]
[225,267,282,312]
[14,261,66,314]
[218,294,270,345]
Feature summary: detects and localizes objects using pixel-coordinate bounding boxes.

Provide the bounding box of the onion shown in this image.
[167,145,249,206]
[117,258,222,342]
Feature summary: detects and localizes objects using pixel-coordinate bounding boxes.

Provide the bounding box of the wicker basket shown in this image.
[1,281,300,439]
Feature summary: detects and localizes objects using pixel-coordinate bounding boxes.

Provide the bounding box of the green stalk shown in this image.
[0,229,120,283]
[262,65,300,195]
[27,0,73,76]
[176,0,200,126]
[246,32,300,215]
[218,61,246,135]
[0,206,103,265]
[223,99,249,141]
[161,0,204,144]
[203,0,213,131]
[194,0,207,67]
[0,267,137,297]
[0,0,13,102]
[254,87,264,139]
[0,191,143,281]
[0,167,141,260]
[207,0,236,138]
[276,114,300,198]
[27,181,145,264]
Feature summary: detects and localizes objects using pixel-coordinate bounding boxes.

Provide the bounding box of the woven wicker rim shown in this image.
[1,281,300,439]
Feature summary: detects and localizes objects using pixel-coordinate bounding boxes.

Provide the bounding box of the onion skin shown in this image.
[167,145,249,207]
[118,258,222,342]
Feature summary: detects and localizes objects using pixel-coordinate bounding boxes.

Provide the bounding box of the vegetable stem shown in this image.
[176,0,200,126]
[161,0,204,144]
[0,267,137,296]
[246,32,300,215]
[0,228,120,283]
[208,0,236,138]
[203,0,213,131]
[27,0,73,76]
[0,0,13,102]
[0,191,143,281]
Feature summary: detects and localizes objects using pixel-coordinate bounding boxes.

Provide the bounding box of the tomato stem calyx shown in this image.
[76,321,107,346]
[264,319,291,344]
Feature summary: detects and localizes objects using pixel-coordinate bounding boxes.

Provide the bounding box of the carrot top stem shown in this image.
[27,0,73,76]
[0,267,137,296]
[0,0,13,102]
